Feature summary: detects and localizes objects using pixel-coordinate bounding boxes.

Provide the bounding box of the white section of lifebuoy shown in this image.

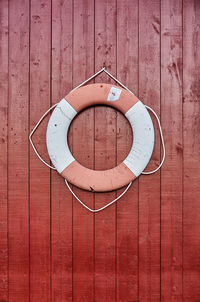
[46,99,77,173]
[123,101,154,177]
[107,87,122,101]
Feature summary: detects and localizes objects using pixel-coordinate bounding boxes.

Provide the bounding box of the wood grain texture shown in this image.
[51,0,73,301]
[8,0,29,301]
[161,1,183,301]
[30,0,51,301]
[183,0,200,301]
[0,1,8,300]
[139,0,161,300]
[116,0,139,301]
[72,0,95,301]
[94,0,117,301]
[1,0,200,300]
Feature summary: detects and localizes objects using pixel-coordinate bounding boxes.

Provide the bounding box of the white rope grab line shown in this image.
[142,105,165,175]
[65,179,132,213]
[29,103,58,170]
[29,67,165,212]
[103,69,134,94]
[70,67,106,92]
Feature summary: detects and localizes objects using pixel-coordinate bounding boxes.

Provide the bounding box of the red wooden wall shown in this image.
[0,0,200,301]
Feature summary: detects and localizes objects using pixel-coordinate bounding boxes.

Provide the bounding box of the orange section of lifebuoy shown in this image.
[61,161,136,192]
[65,83,139,114]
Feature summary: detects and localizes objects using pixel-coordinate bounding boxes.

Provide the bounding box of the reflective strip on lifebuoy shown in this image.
[46,83,154,192]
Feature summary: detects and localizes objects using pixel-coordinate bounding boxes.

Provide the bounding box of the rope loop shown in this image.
[65,179,132,213]
[29,103,58,170]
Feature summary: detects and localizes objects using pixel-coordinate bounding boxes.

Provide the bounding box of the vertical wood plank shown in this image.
[94,0,117,301]
[73,0,95,300]
[116,0,139,301]
[0,1,8,300]
[94,108,116,301]
[30,0,51,301]
[8,0,29,300]
[51,0,73,301]
[183,1,200,300]
[139,0,161,300]
[161,1,183,301]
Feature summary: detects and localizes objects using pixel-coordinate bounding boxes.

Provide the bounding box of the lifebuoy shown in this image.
[46,83,154,192]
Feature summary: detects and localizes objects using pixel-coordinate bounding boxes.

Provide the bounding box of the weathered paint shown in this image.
[0,0,199,301]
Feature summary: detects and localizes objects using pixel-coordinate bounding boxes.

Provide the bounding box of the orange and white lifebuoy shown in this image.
[46,83,154,192]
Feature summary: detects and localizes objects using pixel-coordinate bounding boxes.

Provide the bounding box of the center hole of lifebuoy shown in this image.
[68,105,133,170]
